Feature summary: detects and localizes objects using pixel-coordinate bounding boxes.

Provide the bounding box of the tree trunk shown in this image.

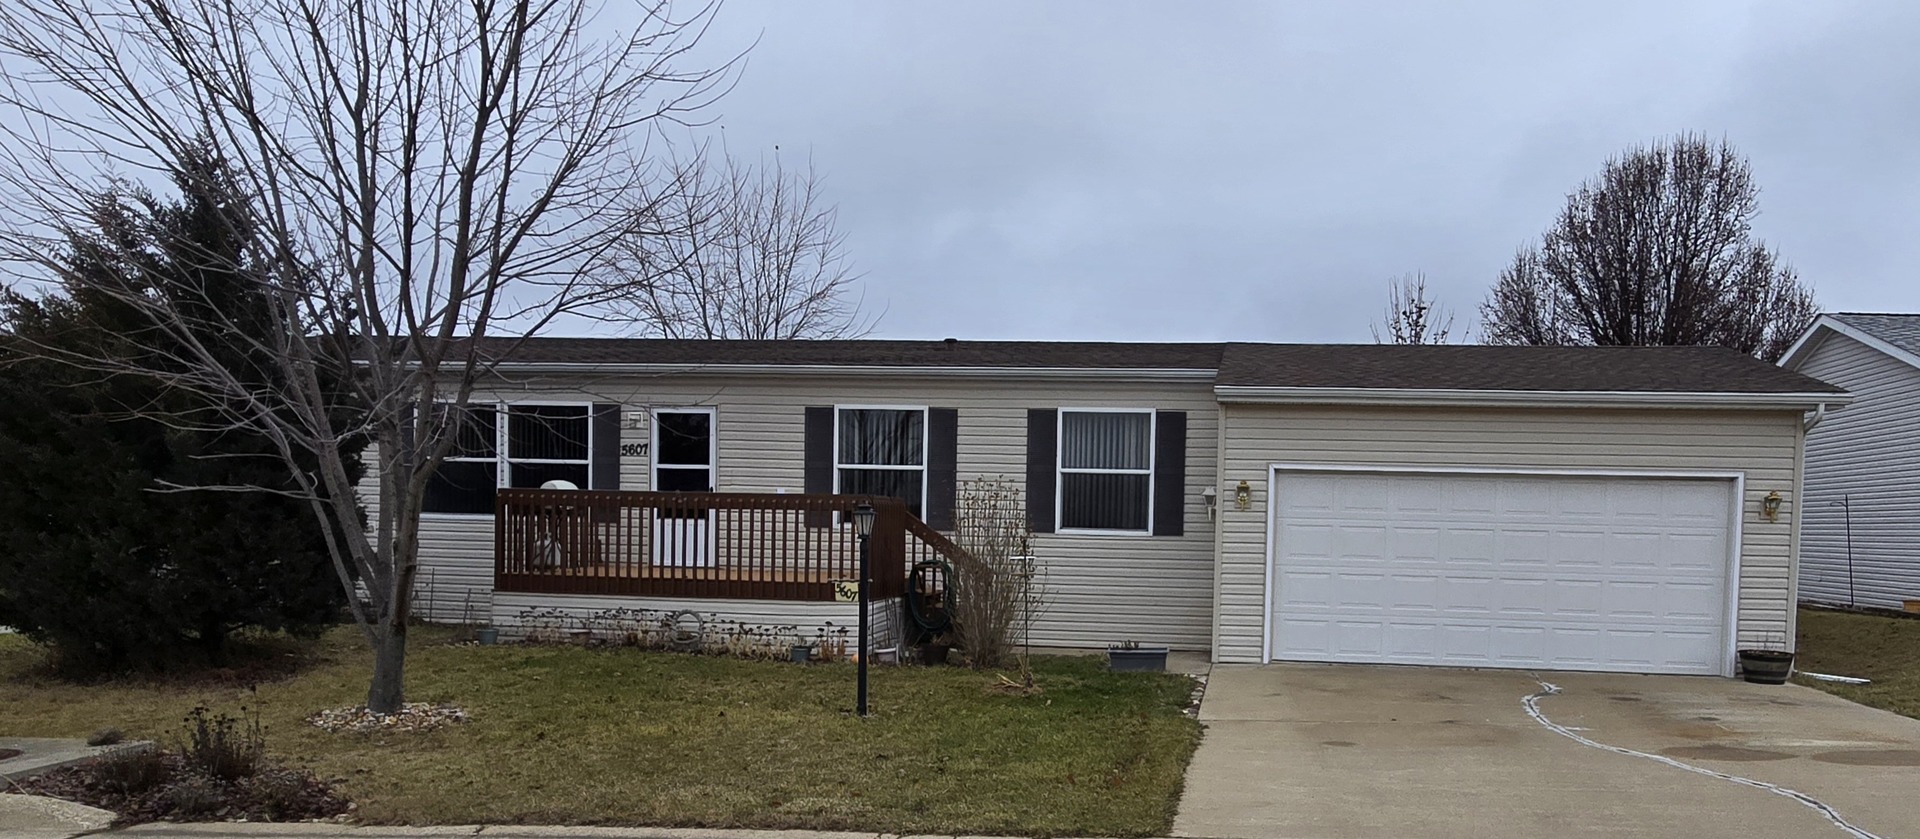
[366,621,408,714]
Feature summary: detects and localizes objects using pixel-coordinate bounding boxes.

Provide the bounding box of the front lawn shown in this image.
[1794,606,1920,719]
[0,628,1201,836]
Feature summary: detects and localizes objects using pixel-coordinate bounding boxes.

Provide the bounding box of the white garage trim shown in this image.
[1260,463,1746,676]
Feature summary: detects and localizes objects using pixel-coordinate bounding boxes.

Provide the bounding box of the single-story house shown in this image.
[383,338,1848,676]
[1780,313,1920,610]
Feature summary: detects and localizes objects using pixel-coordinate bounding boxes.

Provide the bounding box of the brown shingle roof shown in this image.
[1216,343,1843,394]
[475,337,1843,395]
[474,337,1225,370]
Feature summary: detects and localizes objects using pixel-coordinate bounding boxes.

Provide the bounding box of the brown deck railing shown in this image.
[494,490,942,602]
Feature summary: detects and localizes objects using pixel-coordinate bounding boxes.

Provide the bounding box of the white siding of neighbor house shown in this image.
[362,372,1220,649]
[1791,333,1920,609]
[1211,404,1807,664]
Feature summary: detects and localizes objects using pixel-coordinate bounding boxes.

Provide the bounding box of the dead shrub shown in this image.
[178,706,264,781]
[92,748,168,796]
[948,477,1048,672]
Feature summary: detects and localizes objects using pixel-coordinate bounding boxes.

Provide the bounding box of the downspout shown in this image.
[1803,402,1828,432]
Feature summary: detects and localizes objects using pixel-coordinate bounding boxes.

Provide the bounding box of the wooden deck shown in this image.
[494,489,969,602]
[509,564,839,583]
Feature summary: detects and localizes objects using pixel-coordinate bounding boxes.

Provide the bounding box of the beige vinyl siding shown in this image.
[353,448,497,623]
[362,371,1219,648]
[1792,333,1920,609]
[1211,404,1806,664]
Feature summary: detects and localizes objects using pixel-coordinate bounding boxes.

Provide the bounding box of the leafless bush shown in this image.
[948,478,1046,672]
[177,706,264,782]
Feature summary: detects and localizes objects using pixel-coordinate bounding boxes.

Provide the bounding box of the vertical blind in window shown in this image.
[1058,410,1153,531]
[837,408,926,517]
[424,403,595,512]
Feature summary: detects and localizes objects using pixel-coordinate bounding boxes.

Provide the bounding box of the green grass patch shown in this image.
[1794,606,1920,719]
[0,628,1200,836]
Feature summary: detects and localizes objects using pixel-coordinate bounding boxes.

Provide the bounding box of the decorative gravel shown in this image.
[306,703,469,734]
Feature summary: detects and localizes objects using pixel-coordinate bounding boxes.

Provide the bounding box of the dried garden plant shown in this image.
[948,477,1047,677]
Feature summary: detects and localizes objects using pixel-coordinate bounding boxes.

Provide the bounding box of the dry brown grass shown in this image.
[1,626,1200,836]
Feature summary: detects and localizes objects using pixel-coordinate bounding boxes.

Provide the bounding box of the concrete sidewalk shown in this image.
[0,793,114,839]
[88,823,1144,838]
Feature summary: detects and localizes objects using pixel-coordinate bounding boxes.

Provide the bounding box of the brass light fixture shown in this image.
[1234,480,1253,512]
[1761,491,1783,522]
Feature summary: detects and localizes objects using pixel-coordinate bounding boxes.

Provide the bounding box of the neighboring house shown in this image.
[1780,313,1920,610]
[380,339,1847,676]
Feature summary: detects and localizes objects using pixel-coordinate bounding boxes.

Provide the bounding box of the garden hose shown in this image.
[906,558,956,635]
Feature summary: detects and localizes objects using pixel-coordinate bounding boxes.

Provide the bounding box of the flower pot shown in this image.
[1108,646,1170,672]
[917,643,952,666]
[476,627,500,646]
[1738,649,1795,685]
[790,645,813,664]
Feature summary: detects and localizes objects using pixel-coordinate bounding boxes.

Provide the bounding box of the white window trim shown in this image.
[648,406,717,492]
[1056,407,1156,536]
[833,404,929,519]
[422,400,594,519]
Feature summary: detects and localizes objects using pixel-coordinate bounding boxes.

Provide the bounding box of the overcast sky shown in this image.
[639,0,1920,343]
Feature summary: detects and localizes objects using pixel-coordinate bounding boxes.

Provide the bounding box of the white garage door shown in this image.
[1269,469,1734,675]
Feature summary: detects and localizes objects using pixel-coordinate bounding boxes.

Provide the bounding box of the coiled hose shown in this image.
[906,558,955,638]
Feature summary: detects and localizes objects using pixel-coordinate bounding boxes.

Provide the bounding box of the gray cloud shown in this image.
[638,1,1919,340]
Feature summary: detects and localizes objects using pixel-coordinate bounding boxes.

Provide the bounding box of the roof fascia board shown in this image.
[1779,316,1920,374]
[480,362,1219,382]
[1214,385,1851,410]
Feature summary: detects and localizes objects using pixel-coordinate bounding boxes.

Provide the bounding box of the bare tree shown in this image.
[1371,272,1455,344]
[0,0,733,712]
[600,148,874,339]
[1479,134,1818,361]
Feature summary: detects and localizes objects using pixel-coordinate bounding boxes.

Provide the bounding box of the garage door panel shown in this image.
[1272,471,1733,675]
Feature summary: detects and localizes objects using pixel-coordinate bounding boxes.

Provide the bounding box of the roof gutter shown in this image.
[480,362,1220,382]
[1213,385,1853,410]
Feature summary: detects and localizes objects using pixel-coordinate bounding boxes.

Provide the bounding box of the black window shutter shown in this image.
[590,404,621,490]
[1152,410,1187,536]
[1026,408,1057,534]
[926,408,959,529]
[804,406,834,527]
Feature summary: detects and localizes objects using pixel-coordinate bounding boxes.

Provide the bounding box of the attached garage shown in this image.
[1208,344,1853,674]
[1266,468,1737,675]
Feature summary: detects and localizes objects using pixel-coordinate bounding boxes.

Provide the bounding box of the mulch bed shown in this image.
[10,752,348,826]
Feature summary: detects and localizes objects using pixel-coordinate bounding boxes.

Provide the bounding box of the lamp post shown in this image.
[852,502,875,718]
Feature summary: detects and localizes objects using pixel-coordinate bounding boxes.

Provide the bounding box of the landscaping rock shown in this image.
[307,703,469,734]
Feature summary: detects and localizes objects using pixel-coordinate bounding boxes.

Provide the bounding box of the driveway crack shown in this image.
[1523,679,1885,839]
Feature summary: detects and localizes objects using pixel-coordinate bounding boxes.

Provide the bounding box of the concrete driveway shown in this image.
[1174,664,1920,839]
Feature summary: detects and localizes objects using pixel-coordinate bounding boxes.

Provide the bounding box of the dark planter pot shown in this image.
[790,645,813,664]
[1738,649,1795,685]
[476,627,500,646]
[1108,647,1170,672]
[918,643,952,666]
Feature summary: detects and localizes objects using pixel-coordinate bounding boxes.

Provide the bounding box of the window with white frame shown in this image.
[836,407,926,518]
[1058,409,1154,532]
[423,403,592,514]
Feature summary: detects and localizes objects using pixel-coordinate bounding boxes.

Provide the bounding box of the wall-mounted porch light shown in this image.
[1202,486,1218,521]
[1762,491,1784,523]
[1234,480,1253,512]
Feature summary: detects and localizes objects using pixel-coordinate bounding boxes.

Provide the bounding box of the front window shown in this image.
[422,402,592,514]
[836,407,926,517]
[1058,410,1153,532]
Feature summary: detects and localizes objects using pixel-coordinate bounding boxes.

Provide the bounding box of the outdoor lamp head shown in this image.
[853,502,876,537]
